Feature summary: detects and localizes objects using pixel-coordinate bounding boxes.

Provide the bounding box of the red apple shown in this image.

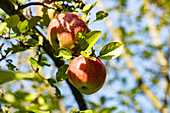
[36,0,58,26]
[67,56,106,95]
[47,12,90,51]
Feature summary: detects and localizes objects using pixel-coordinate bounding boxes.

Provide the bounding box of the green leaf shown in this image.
[101,32,107,41]
[56,64,69,82]
[99,107,117,113]
[29,110,50,113]
[0,70,15,84]
[47,78,61,98]
[15,91,38,101]
[29,57,50,69]
[15,73,36,79]
[80,31,102,52]
[100,96,106,105]
[99,42,124,60]
[142,50,153,58]
[26,39,39,46]
[128,40,142,44]
[80,110,93,113]
[0,70,38,85]
[76,30,86,40]
[69,107,79,113]
[82,1,97,15]
[54,48,72,60]
[3,93,16,103]
[28,16,42,28]
[17,20,29,33]
[14,36,27,40]
[12,26,20,34]
[88,101,100,108]
[5,14,20,28]
[127,31,135,37]
[96,11,108,21]
[10,44,29,54]
[10,33,27,40]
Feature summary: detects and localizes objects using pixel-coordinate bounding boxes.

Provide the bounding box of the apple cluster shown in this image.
[36,0,106,95]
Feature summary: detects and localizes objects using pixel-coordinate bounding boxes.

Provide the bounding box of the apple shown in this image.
[47,12,90,51]
[67,56,106,95]
[36,0,58,26]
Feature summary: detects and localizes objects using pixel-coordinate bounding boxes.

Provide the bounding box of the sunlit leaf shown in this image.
[99,42,124,60]
[80,110,93,113]
[82,1,97,15]
[80,31,102,52]
[38,96,45,105]
[54,48,72,60]
[15,91,38,101]
[15,73,36,79]
[29,57,50,69]
[3,93,16,103]
[69,107,79,113]
[9,33,27,40]
[17,20,29,33]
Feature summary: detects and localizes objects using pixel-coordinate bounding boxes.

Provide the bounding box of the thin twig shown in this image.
[18,2,59,11]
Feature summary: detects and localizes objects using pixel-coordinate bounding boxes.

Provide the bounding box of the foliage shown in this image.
[0,0,169,113]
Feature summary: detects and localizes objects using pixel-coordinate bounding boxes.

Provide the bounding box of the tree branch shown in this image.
[0,0,87,110]
[18,2,59,11]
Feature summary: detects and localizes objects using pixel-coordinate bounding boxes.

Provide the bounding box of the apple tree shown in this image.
[0,0,123,112]
[0,0,169,113]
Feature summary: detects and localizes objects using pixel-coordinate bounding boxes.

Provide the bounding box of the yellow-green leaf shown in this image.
[99,42,124,60]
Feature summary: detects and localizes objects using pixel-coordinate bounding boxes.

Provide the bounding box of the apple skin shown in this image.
[67,56,106,95]
[36,0,58,26]
[47,12,90,50]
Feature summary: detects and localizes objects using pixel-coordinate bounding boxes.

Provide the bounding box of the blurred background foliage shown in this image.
[0,0,169,113]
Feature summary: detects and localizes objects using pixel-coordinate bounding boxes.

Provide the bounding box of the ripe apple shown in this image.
[67,56,106,95]
[36,0,58,26]
[47,12,90,51]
